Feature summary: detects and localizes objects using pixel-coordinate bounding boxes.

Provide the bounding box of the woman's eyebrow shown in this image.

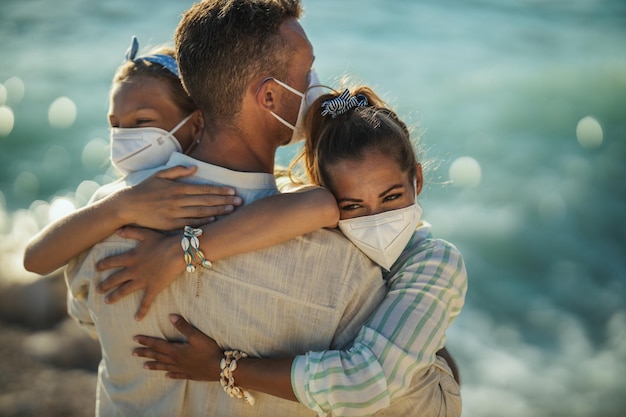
[378,184,404,198]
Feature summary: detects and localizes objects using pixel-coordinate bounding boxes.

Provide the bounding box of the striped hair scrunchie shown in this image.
[320,89,368,118]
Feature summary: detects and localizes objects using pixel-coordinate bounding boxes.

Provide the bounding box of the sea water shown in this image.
[1,0,625,416]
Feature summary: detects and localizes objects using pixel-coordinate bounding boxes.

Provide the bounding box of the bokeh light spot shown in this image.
[4,76,25,105]
[48,197,76,223]
[576,116,603,149]
[0,105,15,136]
[449,156,482,187]
[75,180,100,207]
[0,190,7,233]
[29,199,51,229]
[0,84,7,105]
[81,137,110,171]
[48,96,77,128]
[13,171,39,201]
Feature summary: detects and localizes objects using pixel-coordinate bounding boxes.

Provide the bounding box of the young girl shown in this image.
[25,36,340,311]
[125,87,468,417]
[23,37,242,275]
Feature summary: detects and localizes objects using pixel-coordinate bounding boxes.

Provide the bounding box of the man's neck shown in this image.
[188,129,276,174]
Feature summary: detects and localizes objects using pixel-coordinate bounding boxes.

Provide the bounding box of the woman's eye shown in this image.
[383,193,402,202]
[340,203,361,211]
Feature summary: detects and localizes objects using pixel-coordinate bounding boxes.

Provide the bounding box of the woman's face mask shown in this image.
[338,202,422,270]
[331,150,423,270]
[268,69,324,145]
[110,113,193,175]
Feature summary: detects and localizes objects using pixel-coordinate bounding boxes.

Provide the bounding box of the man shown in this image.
[65,1,386,416]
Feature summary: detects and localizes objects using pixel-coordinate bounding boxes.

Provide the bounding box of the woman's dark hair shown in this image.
[290,85,420,194]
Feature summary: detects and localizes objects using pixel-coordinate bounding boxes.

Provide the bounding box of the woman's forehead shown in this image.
[328,152,409,194]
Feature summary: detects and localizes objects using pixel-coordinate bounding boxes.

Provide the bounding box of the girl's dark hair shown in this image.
[111,46,197,116]
[290,86,419,193]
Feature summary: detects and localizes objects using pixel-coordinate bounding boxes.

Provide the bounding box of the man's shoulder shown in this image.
[306,227,350,244]
[214,227,380,286]
[88,168,165,204]
[297,227,376,261]
[257,226,370,260]
[269,227,381,283]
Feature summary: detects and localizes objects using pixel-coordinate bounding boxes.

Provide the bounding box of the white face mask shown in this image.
[110,113,193,175]
[338,202,423,270]
[269,70,324,145]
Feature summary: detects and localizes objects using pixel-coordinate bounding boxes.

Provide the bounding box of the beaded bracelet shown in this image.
[181,226,213,272]
[219,350,255,406]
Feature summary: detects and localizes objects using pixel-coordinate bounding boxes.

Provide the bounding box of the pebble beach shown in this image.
[0,270,100,417]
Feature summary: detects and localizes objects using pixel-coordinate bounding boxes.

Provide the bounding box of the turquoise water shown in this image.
[1,1,625,416]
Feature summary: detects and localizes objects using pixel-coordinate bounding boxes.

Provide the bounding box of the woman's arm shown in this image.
[97,186,339,320]
[134,314,298,401]
[135,238,468,416]
[290,238,468,415]
[23,165,241,275]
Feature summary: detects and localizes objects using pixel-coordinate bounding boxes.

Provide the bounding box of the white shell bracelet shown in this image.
[219,350,255,406]
[181,226,213,273]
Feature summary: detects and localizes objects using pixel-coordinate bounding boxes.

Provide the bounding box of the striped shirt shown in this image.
[292,221,468,417]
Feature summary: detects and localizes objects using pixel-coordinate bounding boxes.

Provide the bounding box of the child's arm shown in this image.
[97,186,339,320]
[201,185,339,259]
[24,192,133,275]
[23,165,240,275]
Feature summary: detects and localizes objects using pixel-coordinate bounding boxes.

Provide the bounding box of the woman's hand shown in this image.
[115,165,242,231]
[134,314,222,381]
[96,227,185,320]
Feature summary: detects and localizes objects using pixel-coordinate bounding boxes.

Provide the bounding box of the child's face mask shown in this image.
[109,113,193,175]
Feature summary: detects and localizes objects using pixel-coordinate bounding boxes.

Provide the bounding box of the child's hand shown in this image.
[95,227,185,320]
[116,165,242,231]
[133,314,222,381]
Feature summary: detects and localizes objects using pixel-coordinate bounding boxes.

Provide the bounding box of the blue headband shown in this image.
[125,36,179,77]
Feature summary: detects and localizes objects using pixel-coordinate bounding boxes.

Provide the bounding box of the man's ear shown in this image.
[256,78,278,112]
[414,163,424,196]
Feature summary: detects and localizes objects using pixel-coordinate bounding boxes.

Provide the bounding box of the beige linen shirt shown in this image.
[66,153,385,417]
